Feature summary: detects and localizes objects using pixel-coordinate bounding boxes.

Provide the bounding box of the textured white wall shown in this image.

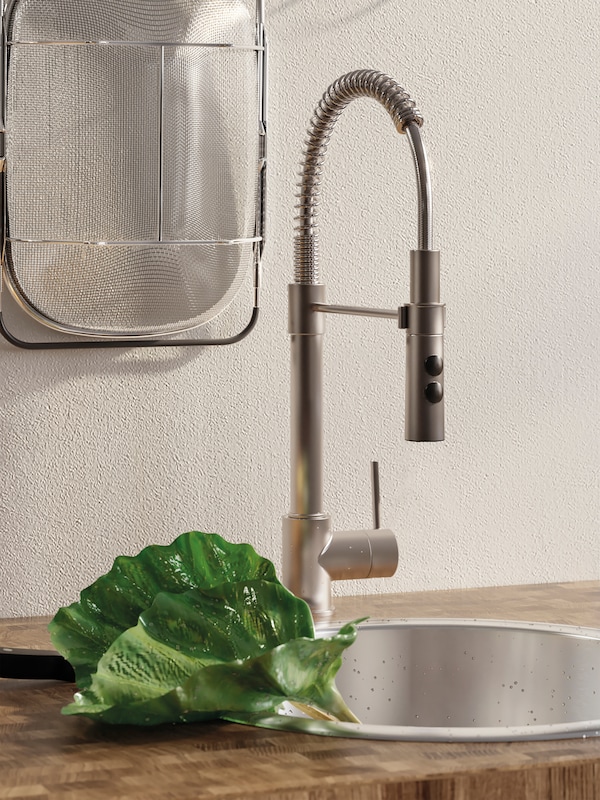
[1,0,598,617]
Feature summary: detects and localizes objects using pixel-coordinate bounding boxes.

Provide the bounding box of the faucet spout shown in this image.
[294,69,430,285]
[283,70,445,621]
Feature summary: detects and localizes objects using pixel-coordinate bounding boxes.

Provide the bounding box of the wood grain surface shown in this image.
[1,581,599,799]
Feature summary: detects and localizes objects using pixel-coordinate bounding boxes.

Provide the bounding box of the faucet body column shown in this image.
[282,283,333,613]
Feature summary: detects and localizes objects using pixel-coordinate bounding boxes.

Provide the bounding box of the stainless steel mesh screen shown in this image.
[3,0,261,337]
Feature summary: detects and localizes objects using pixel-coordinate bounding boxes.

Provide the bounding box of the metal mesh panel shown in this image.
[3,0,260,337]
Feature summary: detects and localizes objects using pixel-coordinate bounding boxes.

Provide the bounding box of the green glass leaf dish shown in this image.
[49,532,279,689]
[49,532,361,726]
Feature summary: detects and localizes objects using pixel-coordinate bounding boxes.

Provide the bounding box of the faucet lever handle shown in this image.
[318,462,398,582]
[371,460,381,529]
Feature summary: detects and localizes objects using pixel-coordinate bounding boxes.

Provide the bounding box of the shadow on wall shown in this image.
[0,281,256,392]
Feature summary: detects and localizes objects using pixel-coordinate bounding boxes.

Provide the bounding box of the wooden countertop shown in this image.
[1,581,599,799]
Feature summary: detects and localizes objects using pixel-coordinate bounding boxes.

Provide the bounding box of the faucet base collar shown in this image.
[282,514,333,617]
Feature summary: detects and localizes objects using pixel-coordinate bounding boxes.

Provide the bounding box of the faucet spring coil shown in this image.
[294,69,423,285]
[293,234,320,284]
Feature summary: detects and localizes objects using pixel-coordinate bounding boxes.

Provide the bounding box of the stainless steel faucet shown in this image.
[281,70,445,622]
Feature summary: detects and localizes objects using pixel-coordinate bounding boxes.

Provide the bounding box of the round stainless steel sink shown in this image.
[245,619,600,741]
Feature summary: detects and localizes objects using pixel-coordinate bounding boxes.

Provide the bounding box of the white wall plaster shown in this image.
[0,0,598,616]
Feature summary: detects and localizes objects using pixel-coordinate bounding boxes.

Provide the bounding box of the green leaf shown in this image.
[62,616,361,726]
[49,532,279,688]
[50,532,361,726]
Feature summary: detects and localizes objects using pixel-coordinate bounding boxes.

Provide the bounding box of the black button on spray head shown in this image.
[425,354,443,376]
[424,381,444,404]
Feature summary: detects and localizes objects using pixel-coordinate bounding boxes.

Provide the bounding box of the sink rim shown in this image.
[232,617,600,742]
[321,615,600,636]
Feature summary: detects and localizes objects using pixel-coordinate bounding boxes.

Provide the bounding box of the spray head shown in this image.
[404,250,445,442]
